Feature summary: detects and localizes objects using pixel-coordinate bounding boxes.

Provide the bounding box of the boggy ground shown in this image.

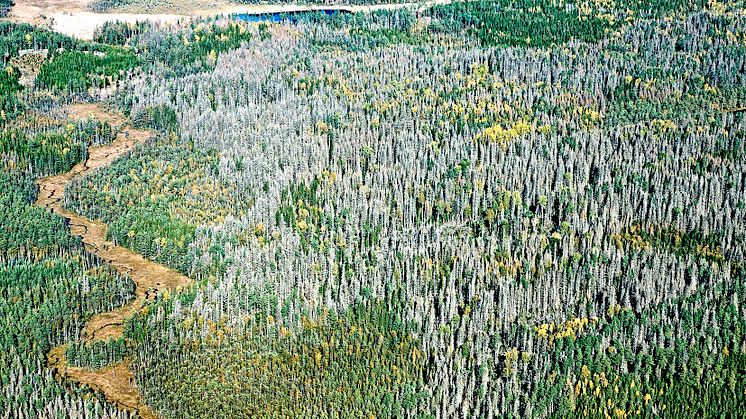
[39,103,191,419]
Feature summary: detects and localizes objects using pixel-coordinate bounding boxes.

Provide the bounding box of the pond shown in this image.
[233,9,351,23]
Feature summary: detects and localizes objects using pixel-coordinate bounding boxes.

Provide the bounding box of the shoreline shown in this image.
[6,0,452,40]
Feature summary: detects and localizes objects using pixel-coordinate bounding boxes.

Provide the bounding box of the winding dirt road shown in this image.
[38,104,192,419]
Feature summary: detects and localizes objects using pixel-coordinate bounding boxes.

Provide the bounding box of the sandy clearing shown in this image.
[48,11,185,40]
[65,102,125,124]
[9,49,47,87]
[8,0,88,26]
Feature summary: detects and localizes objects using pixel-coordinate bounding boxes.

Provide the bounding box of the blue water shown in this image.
[233,9,349,23]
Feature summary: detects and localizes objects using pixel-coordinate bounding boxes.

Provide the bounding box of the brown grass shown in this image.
[48,347,157,419]
[39,103,191,419]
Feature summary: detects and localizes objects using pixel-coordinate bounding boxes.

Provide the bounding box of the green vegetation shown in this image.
[131,104,178,132]
[65,135,247,274]
[1,119,118,175]
[66,337,128,369]
[0,20,139,411]
[128,301,428,417]
[36,48,139,93]
[1,22,139,96]
[429,0,612,47]
[1,129,85,175]
[0,0,12,18]
[86,5,744,417]
[0,22,78,60]
[2,1,746,418]
[0,66,23,123]
[94,21,153,46]
[97,20,254,75]
[528,267,746,417]
[0,131,134,416]
[88,0,133,12]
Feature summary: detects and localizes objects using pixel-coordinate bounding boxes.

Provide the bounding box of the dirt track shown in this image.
[39,104,191,419]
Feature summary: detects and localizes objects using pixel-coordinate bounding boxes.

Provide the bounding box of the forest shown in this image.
[0,83,135,418]
[1,0,745,418]
[0,1,10,18]
[88,0,411,13]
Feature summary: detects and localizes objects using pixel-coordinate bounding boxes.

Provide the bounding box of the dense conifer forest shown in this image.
[1,0,745,418]
[0,1,11,18]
